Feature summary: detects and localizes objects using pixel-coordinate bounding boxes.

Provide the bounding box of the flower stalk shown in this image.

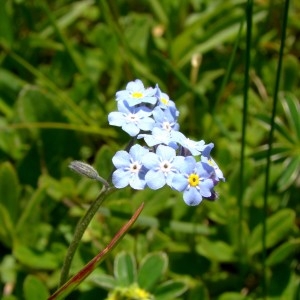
[49,202,145,300]
[59,185,114,286]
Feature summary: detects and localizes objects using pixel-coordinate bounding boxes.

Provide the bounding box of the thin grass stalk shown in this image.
[59,186,114,286]
[214,19,244,113]
[50,202,145,300]
[238,0,253,263]
[262,0,290,297]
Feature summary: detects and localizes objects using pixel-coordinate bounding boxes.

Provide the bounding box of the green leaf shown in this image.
[13,243,60,270]
[0,2,14,48]
[278,156,300,191]
[16,187,47,235]
[114,252,136,286]
[23,275,49,300]
[89,273,116,290]
[249,209,296,255]
[0,204,14,247]
[1,296,18,300]
[0,162,19,224]
[266,238,300,266]
[137,252,168,291]
[218,292,247,300]
[155,280,187,300]
[196,238,235,263]
[282,94,300,141]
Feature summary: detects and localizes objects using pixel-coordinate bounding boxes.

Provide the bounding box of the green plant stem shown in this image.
[59,186,114,286]
[50,202,145,300]
[238,0,252,265]
[262,0,290,297]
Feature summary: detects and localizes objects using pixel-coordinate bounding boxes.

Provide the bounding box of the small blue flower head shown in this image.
[108,101,155,136]
[142,145,184,190]
[152,106,180,132]
[201,143,225,182]
[171,131,206,156]
[155,84,177,111]
[116,79,157,107]
[138,127,178,149]
[171,156,214,206]
[112,144,149,190]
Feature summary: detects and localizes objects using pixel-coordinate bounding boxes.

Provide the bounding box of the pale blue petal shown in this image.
[108,112,125,126]
[142,152,159,169]
[199,179,214,197]
[183,188,202,206]
[129,174,146,190]
[112,169,130,188]
[171,174,188,192]
[122,123,139,136]
[156,145,176,160]
[112,151,131,168]
[145,170,165,190]
[129,144,149,161]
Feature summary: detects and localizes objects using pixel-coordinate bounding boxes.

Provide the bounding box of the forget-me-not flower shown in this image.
[138,127,177,149]
[152,106,179,132]
[108,79,225,206]
[171,131,206,156]
[108,100,155,136]
[171,156,214,206]
[112,144,149,190]
[201,143,225,182]
[116,79,157,107]
[142,145,184,190]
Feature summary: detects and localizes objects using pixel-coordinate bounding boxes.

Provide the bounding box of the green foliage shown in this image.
[0,0,299,299]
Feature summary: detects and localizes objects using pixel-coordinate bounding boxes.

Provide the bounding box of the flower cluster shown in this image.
[108,79,225,206]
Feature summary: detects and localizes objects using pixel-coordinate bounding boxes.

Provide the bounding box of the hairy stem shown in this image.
[59,186,114,286]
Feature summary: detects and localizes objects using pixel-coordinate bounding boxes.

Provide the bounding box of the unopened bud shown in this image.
[69,161,109,187]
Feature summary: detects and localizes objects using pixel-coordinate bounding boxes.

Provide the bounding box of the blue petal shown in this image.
[129,174,146,190]
[156,145,176,160]
[145,170,165,190]
[199,179,214,197]
[126,79,144,91]
[112,169,130,188]
[171,174,188,192]
[142,152,159,169]
[112,151,130,168]
[138,117,155,131]
[108,112,125,126]
[129,144,149,161]
[122,123,140,136]
[183,188,202,206]
[180,156,196,174]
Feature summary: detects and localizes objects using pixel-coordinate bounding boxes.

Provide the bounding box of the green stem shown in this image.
[238,0,252,268]
[262,0,290,297]
[50,202,145,300]
[59,186,114,286]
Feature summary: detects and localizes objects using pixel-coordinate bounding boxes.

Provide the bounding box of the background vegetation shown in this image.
[0,0,299,299]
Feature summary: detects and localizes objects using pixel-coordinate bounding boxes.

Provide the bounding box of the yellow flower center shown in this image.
[160,97,169,105]
[188,173,200,187]
[132,91,143,98]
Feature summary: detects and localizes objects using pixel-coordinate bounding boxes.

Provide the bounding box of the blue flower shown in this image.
[138,127,177,149]
[108,100,155,136]
[112,144,149,190]
[201,143,225,182]
[171,131,206,156]
[142,145,184,189]
[155,84,178,112]
[116,79,157,107]
[171,156,214,206]
[152,106,179,132]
